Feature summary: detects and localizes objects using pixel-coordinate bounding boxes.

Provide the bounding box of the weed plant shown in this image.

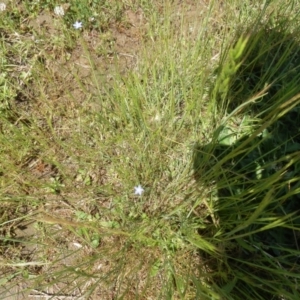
[194,6,300,300]
[1,1,300,299]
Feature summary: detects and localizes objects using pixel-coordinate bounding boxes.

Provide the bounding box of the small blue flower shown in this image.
[134,185,144,196]
[73,21,83,29]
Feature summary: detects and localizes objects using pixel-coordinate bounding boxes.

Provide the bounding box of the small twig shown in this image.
[30,289,81,299]
[118,52,135,58]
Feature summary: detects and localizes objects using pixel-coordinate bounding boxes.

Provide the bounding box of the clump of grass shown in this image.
[194,8,300,300]
[0,1,215,298]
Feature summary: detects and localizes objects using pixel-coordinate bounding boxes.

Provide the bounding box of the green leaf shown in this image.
[91,237,100,248]
[227,189,274,237]
[150,260,161,277]
[236,238,256,253]
[217,127,238,146]
[185,231,217,254]
[222,276,238,294]
[285,142,300,153]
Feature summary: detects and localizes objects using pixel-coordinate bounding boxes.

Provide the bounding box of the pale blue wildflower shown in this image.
[134,185,144,196]
[73,21,83,29]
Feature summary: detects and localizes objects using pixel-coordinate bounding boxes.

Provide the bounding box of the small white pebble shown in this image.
[73,242,83,248]
[54,6,64,16]
[0,2,6,12]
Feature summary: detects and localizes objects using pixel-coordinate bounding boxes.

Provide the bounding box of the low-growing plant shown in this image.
[194,14,300,300]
